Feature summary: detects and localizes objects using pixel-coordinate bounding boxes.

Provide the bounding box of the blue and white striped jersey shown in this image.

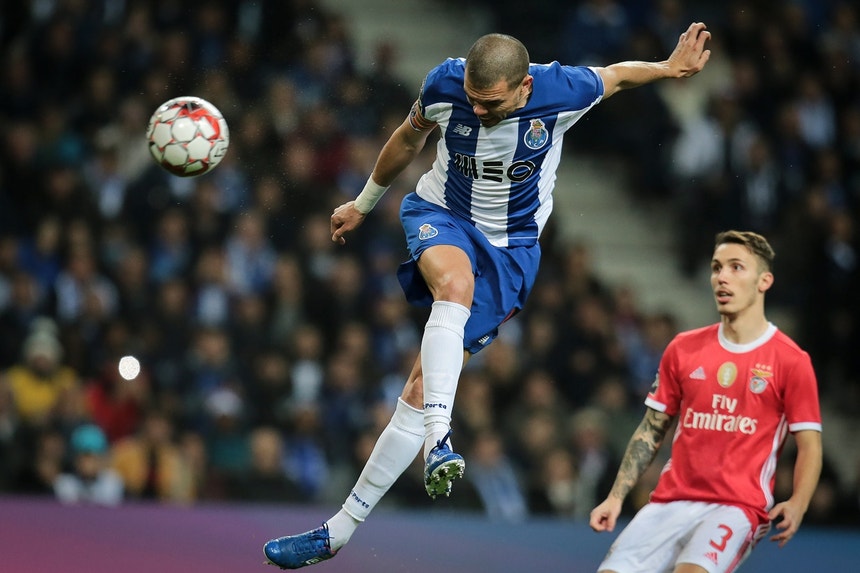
[411,58,604,248]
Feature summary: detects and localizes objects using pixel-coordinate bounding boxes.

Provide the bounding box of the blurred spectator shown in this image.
[0,377,25,491]
[14,426,67,496]
[794,72,837,150]
[0,270,44,368]
[144,278,193,403]
[5,319,80,428]
[229,292,271,369]
[16,216,62,300]
[671,89,759,275]
[252,176,298,252]
[187,179,230,250]
[227,425,304,503]
[268,254,308,345]
[85,358,150,443]
[245,348,291,428]
[203,387,251,479]
[111,409,195,503]
[320,351,369,461]
[224,210,277,296]
[624,311,678,401]
[588,376,640,457]
[148,207,193,285]
[510,409,564,482]
[190,246,231,327]
[732,133,787,234]
[110,245,152,326]
[467,429,529,522]
[287,323,326,406]
[454,369,496,445]
[282,402,330,500]
[566,406,617,519]
[51,246,118,326]
[180,326,240,430]
[560,0,630,66]
[54,423,123,506]
[503,369,568,458]
[527,446,579,517]
[368,292,421,377]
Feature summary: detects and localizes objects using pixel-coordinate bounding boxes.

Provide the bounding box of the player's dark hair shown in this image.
[465,33,529,89]
[714,230,775,272]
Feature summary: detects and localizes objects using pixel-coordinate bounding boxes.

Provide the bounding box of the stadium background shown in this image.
[0,0,858,571]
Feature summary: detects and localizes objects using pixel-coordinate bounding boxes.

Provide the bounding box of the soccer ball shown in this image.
[146,96,229,177]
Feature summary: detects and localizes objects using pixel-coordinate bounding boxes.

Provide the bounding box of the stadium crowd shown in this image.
[0,0,858,527]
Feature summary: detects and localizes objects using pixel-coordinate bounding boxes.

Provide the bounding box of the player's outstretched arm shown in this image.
[768,430,822,548]
[596,21,711,100]
[590,408,674,532]
[330,114,435,244]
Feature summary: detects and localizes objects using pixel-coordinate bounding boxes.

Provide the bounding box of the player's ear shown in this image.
[521,75,533,93]
[758,271,774,293]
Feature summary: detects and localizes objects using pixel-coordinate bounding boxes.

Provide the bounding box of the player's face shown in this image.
[464,73,533,127]
[710,243,771,316]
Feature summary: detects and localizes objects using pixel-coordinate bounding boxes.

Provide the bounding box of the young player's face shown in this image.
[464,74,532,127]
[710,243,771,316]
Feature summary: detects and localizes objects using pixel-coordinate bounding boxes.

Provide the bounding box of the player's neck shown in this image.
[720,311,769,345]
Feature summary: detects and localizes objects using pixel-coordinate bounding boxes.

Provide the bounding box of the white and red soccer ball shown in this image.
[146,96,229,177]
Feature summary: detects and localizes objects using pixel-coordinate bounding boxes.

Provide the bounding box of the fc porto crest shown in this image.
[524,118,549,150]
[418,223,438,240]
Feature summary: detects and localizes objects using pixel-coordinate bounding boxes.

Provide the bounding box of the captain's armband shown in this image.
[408,100,435,131]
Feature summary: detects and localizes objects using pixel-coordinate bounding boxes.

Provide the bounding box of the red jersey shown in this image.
[645,323,821,527]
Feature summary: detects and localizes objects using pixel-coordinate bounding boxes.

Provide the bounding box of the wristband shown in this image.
[353,178,389,214]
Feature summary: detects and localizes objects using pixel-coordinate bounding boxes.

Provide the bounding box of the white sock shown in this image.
[328,398,423,550]
[421,301,470,459]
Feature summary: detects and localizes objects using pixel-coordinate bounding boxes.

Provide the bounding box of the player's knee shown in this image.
[431,272,474,306]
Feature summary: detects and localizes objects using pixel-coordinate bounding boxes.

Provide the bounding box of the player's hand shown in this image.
[330,201,366,245]
[668,22,711,78]
[767,499,805,548]
[589,497,623,533]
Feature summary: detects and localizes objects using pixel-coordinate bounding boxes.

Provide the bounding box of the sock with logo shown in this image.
[421,300,471,459]
[330,398,424,549]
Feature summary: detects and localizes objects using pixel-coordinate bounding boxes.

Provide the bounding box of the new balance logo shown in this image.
[689,366,706,380]
[452,124,472,136]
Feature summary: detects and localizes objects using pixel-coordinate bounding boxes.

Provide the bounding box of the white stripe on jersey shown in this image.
[471,121,517,245]
[760,415,788,510]
[415,101,453,218]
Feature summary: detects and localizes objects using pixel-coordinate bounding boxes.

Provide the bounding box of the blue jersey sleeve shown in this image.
[528,62,604,112]
[417,58,466,124]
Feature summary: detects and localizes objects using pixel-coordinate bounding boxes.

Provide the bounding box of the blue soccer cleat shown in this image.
[263,524,336,569]
[424,429,466,499]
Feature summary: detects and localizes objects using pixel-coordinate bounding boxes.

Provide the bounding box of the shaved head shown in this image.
[465,33,530,90]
